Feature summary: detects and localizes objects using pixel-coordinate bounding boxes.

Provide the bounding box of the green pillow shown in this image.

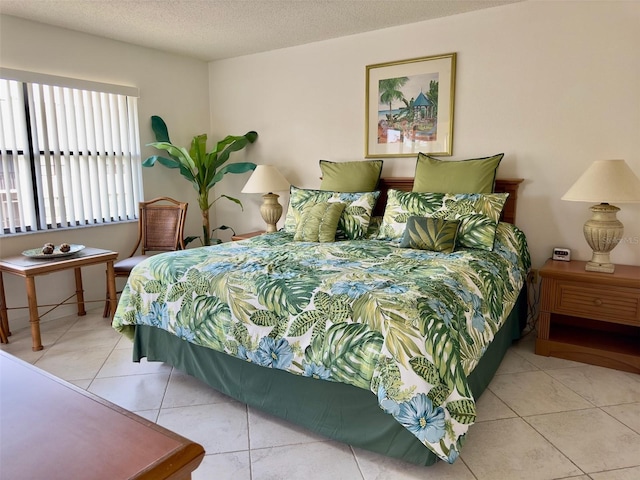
[294,202,346,242]
[377,189,508,251]
[400,217,460,253]
[456,214,500,251]
[284,186,380,240]
[413,153,504,193]
[319,160,383,192]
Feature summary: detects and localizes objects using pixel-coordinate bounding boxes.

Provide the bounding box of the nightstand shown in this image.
[535,259,640,373]
[231,230,265,241]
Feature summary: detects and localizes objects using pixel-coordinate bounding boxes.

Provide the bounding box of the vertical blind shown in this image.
[0,70,142,234]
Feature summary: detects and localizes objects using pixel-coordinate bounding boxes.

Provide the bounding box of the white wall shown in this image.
[209,0,640,271]
[0,15,209,330]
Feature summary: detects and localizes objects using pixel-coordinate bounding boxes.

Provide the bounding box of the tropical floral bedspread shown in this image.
[113,222,530,463]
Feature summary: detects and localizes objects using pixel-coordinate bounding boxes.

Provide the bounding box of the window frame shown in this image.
[0,68,143,235]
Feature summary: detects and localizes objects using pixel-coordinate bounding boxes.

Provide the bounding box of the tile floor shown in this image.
[2,310,640,480]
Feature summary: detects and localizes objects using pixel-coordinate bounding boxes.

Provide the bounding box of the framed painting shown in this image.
[365,52,456,158]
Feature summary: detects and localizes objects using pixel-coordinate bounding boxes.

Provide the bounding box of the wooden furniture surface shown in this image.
[0,351,205,480]
[374,177,523,225]
[231,230,265,241]
[0,248,118,351]
[535,259,640,373]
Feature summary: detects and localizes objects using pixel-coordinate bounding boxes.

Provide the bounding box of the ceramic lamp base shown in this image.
[583,203,623,274]
[260,193,283,233]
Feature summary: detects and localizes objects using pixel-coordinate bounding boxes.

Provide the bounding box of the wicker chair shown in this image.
[103,197,188,317]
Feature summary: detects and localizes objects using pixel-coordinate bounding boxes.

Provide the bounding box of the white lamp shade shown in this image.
[562,159,640,203]
[241,165,290,194]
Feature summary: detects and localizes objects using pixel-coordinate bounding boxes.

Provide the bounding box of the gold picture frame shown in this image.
[365,52,456,158]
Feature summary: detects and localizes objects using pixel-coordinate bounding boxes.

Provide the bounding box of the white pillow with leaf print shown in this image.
[377,189,509,251]
[284,186,380,240]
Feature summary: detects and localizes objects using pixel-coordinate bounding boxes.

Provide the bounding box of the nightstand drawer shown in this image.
[554,281,640,326]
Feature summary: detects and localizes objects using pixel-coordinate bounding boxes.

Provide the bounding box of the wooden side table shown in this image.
[0,351,204,479]
[231,230,265,241]
[0,247,118,351]
[535,259,640,373]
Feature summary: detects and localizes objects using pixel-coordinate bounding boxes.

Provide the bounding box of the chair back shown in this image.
[129,197,188,257]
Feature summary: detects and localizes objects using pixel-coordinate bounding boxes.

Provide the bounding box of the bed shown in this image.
[113,174,530,466]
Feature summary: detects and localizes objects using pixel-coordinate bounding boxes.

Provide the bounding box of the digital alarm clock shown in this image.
[552,247,571,261]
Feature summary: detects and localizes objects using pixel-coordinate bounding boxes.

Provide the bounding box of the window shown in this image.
[0,69,143,235]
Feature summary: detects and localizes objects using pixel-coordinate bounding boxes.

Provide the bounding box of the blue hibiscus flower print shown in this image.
[377,385,400,416]
[457,193,480,202]
[203,261,236,276]
[241,262,264,273]
[268,271,297,280]
[174,325,196,342]
[331,281,372,299]
[470,295,486,332]
[383,283,408,295]
[302,361,331,380]
[425,298,454,327]
[441,277,474,303]
[396,393,446,444]
[146,301,169,329]
[237,345,249,361]
[247,337,294,370]
[326,259,360,269]
[338,193,361,202]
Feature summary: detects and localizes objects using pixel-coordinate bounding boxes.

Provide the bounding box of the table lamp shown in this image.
[561,159,640,273]
[241,165,290,233]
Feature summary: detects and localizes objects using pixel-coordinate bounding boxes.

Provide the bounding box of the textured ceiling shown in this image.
[0,0,521,62]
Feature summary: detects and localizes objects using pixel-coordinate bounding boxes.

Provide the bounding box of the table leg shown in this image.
[106,261,117,320]
[25,276,43,351]
[74,267,86,316]
[0,272,9,344]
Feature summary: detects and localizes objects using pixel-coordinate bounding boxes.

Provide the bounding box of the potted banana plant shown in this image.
[143,115,257,246]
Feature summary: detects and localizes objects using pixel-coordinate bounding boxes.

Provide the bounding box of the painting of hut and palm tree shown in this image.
[377,74,439,146]
[365,53,455,157]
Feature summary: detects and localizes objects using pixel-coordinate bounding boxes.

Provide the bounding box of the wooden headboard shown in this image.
[374,178,524,225]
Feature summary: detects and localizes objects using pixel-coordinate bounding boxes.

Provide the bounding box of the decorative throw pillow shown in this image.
[284,186,380,240]
[377,189,508,250]
[400,216,460,253]
[319,160,383,192]
[413,153,504,193]
[294,202,346,242]
[456,214,500,250]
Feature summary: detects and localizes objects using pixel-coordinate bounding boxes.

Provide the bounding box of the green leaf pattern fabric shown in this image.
[400,216,460,253]
[113,223,530,463]
[284,186,380,240]
[378,189,509,251]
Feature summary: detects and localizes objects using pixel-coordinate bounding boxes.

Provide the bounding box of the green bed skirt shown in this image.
[133,287,526,466]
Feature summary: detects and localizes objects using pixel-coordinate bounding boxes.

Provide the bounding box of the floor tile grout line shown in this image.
[536,367,602,409]
[88,322,124,390]
[598,406,640,436]
[460,455,480,480]
[33,316,83,366]
[519,413,589,477]
[348,445,367,480]
[247,405,254,480]
[156,364,176,423]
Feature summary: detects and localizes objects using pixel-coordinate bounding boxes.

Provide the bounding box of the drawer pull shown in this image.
[593,298,603,306]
